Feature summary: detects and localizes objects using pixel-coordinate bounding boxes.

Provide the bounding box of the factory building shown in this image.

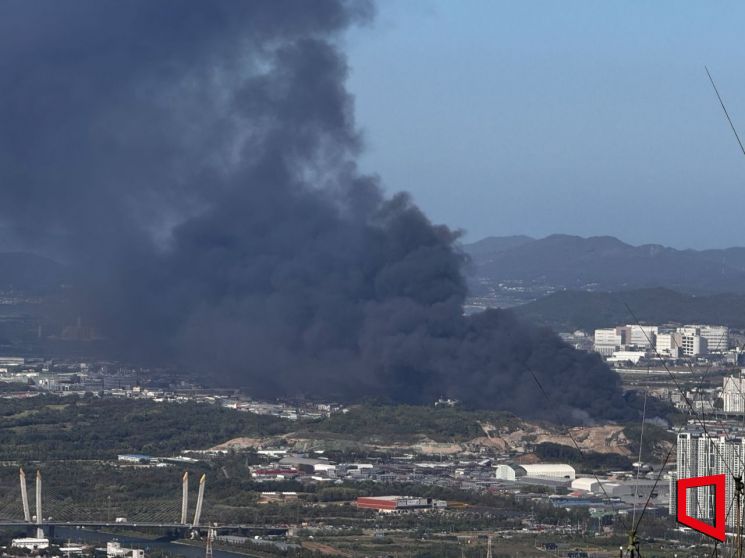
[594,328,625,356]
[607,351,647,364]
[251,468,299,481]
[594,325,657,355]
[107,541,145,558]
[11,538,49,551]
[494,463,575,482]
[356,496,447,512]
[656,333,682,358]
[593,323,726,358]
[494,464,516,481]
[686,325,729,353]
[627,325,658,349]
[571,477,599,493]
[117,454,154,464]
[356,496,446,512]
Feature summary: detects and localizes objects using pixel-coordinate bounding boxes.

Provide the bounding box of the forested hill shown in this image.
[463,234,745,295]
[513,287,745,331]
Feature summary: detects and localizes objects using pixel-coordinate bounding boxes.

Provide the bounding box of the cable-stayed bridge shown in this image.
[0,468,286,537]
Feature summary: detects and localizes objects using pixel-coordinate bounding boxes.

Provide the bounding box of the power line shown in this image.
[705,66,745,157]
[526,367,630,533]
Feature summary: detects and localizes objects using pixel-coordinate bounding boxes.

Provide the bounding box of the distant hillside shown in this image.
[0,252,65,292]
[513,287,745,331]
[463,234,745,303]
[461,235,535,257]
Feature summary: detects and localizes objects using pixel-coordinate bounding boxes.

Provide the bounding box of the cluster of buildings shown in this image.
[495,463,668,511]
[663,370,745,415]
[593,324,730,363]
[244,452,668,519]
[670,428,745,528]
[668,369,745,528]
[0,356,345,421]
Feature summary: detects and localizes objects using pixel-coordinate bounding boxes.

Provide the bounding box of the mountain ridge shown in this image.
[463,234,745,297]
[513,287,745,331]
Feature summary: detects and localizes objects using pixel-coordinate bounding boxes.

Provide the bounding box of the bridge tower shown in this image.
[19,468,30,522]
[181,472,189,525]
[35,470,43,538]
[193,474,206,527]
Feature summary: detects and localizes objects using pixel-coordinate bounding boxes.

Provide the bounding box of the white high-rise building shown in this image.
[671,431,745,526]
[686,325,729,353]
[681,334,707,356]
[656,332,682,357]
[594,327,625,356]
[626,324,658,349]
[675,327,707,356]
[723,372,745,414]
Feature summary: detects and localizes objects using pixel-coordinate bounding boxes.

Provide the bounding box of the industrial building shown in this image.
[107,541,145,558]
[117,454,154,464]
[11,537,49,551]
[656,333,682,358]
[571,477,600,493]
[688,324,729,353]
[593,327,626,356]
[278,455,336,475]
[594,323,728,358]
[251,468,299,481]
[494,463,575,481]
[572,477,668,506]
[356,496,447,512]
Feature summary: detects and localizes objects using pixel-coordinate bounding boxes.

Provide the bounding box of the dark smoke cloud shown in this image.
[0,0,630,422]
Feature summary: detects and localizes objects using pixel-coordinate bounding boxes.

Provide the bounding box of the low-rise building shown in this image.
[495,463,575,482]
[356,496,447,512]
[12,538,49,551]
[107,541,145,558]
[251,468,299,481]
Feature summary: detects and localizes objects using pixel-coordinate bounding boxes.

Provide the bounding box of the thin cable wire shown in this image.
[633,440,674,534]
[622,308,742,541]
[631,380,648,527]
[623,304,739,478]
[526,367,630,533]
[706,66,745,157]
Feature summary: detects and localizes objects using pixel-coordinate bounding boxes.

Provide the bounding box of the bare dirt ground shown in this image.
[210,420,636,458]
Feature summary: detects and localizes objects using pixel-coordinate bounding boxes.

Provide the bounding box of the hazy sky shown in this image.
[346,1,745,249]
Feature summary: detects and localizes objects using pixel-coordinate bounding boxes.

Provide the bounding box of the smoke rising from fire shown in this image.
[0,0,629,422]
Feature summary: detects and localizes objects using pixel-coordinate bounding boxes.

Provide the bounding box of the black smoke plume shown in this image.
[0,0,629,422]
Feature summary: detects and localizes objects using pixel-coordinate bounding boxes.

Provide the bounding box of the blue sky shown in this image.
[346,1,745,249]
